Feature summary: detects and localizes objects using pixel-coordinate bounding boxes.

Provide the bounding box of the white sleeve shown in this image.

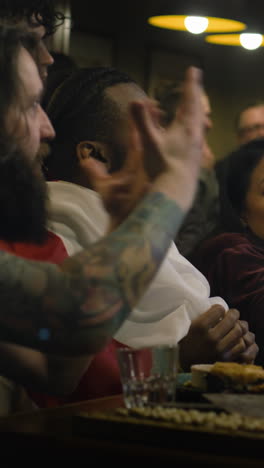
[47,182,228,348]
[114,243,228,347]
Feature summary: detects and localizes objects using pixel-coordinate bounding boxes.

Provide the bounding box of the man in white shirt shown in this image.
[45,67,257,369]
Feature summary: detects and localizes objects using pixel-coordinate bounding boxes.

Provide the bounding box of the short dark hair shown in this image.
[45,67,136,181]
[0,0,64,36]
[0,24,38,151]
[235,101,264,134]
[219,138,264,232]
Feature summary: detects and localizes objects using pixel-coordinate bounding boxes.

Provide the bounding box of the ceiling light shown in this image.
[148,15,246,33]
[206,33,264,49]
[240,33,263,50]
[184,16,208,34]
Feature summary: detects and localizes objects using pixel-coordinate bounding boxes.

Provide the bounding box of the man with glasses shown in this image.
[236,102,264,145]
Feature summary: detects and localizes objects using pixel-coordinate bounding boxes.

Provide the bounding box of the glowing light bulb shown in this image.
[184,16,209,34]
[239,33,263,50]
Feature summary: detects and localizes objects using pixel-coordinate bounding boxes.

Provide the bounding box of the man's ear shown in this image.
[76,140,111,169]
[76,141,97,161]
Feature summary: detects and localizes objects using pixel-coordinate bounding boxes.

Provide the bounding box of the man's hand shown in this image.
[179,305,259,371]
[231,320,258,364]
[201,140,216,170]
[131,66,205,212]
[78,129,150,231]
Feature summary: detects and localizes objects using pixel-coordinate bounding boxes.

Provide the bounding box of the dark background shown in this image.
[58,0,264,157]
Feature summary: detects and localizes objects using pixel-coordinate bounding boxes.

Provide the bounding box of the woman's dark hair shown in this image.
[0,0,64,36]
[219,138,264,232]
[0,24,38,151]
[45,67,136,182]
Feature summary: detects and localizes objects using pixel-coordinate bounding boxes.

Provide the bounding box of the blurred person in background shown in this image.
[157,82,219,260]
[0,0,64,82]
[236,101,264,146]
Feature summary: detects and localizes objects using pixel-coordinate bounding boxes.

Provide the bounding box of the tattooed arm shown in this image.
[0,67,204,356]
[0,193,184,355]
[0,342,92,395]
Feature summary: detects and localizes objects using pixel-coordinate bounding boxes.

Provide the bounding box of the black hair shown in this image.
[219,138,264,232]
[45,66,136,181]
[0,0,64,36]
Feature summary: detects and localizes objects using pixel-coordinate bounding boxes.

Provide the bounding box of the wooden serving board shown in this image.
[204,393,264,419]
[72,406,264,459]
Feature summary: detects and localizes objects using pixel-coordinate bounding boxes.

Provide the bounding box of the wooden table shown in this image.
[0,394,263,466]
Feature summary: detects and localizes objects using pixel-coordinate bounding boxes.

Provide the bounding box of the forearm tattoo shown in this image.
[0,192,184,355]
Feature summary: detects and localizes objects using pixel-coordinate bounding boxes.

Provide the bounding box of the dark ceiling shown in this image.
[69,0,264,60]
[66,1,264,156]
[68,0,264,97]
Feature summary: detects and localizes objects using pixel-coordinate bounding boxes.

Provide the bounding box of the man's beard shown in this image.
[0,148,48,244]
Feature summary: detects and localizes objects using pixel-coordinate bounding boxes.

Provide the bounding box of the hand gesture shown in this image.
[78,127,150,231]
[179,305,258,371]
[78,66,205,230]
[201,140,216,170]
[130,66,205,211]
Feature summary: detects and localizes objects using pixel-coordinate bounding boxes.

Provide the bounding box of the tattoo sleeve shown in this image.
[0,192,184,355]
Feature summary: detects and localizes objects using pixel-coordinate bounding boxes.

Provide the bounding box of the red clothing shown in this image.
[0,231,68,264]
[192,231,264,365]
[0,232,124,407]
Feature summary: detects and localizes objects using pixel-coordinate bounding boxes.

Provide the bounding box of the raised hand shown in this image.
[78,66,204,230]
[201,140,216,170]
[78,123,150,231]
[131,66,205,211]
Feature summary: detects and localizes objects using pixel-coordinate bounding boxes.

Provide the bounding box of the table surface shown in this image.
[0,393,263,466]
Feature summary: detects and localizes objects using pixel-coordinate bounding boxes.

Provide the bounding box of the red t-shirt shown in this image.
[0,232,124,407]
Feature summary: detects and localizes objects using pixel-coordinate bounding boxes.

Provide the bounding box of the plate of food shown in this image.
[191,362,264,393]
